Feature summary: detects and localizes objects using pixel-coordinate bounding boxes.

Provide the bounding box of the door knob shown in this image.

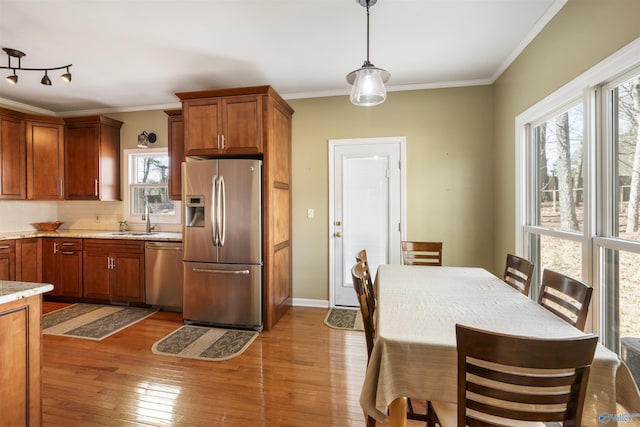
[334,231,343,237]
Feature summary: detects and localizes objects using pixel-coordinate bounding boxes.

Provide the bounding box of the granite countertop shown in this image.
[0,229,182,242]
[0,281,54,304]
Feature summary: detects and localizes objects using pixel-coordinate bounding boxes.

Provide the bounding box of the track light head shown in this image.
[60,67,71,83]
[41,71,52,86]
[6,73,18,85]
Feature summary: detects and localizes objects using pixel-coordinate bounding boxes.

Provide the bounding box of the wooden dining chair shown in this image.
[401,241,442,266]
[538,268,593,331]
[351,263,377,427]
[502,253,534,296]
[355,249,376,316]
[351,261,427,424]
[427,324,598,427]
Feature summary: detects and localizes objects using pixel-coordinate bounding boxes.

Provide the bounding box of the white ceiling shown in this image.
[0,0,565,115]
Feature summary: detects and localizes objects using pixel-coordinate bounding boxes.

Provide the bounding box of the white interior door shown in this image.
[329,137,405,307]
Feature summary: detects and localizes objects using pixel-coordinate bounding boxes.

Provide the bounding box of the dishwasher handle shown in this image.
[146,245,183,251]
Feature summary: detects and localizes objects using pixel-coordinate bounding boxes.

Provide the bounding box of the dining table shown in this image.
[359,264,627,427]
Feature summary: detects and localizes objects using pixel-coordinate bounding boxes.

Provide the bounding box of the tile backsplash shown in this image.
[0,201,58,232]
[0,200,180,232]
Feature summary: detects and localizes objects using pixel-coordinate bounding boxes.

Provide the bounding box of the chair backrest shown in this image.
[538,268,593,331]
[401,241,442,266]
[455,324,598,427]
[355,249,376,315]
[503,253,534,296]
[351,262,375,360]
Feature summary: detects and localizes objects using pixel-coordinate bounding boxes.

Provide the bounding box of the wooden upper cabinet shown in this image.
[177,87,264,156]
[0,109,26,200]
[64,115,123,201]
[165,109,184,201]
[25,117,65,200]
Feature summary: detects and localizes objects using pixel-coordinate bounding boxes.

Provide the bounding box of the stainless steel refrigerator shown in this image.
[182,158,263,330]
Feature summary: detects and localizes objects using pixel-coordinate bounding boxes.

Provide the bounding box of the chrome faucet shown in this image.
[142,196,157,233]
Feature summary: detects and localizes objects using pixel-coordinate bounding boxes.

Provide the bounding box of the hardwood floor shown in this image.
[41,303,426,426]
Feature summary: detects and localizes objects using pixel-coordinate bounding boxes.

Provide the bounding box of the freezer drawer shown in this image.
[183,261,262,330]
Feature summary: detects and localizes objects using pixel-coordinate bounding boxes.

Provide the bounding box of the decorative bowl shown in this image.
[35,221,63,231]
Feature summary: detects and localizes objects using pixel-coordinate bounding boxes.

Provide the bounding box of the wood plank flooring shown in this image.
[41,303,426,426]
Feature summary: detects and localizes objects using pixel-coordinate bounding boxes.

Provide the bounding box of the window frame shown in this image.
[123,147,181,226]
[515,38,640,343]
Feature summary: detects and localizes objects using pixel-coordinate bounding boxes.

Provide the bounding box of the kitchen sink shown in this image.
[106,231,158,236]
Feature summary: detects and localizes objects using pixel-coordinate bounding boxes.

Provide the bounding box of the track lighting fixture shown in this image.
[346,0,390,106]
[1,47,72,86]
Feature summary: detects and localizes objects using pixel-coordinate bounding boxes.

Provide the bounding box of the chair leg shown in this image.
[407,398,428,422]
[427,401,439,427]
[366,415,376,427]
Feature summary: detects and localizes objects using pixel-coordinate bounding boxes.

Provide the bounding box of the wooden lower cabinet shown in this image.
[0,294,43,426]
[0,239,16,280]
[42,238,83,297]
[83,239,145,303]
[15,238,41,282]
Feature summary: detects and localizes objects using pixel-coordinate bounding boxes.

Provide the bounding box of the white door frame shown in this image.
[328,136,407,307]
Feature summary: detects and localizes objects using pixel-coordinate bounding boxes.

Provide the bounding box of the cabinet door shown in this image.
[0,115,26,199]
[0,295,43,426]
[83,251,111,300]
[59,250,83,297]
[65,124,100,200]
[167,112,184,201]
[15,238,40,282]
[184,99,222,155]
[112,252,145,302]
[26,121,64,200]
[223,95,262,154]
[0,241,15,281]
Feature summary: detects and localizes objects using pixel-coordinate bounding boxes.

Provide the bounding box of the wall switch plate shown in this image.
[307,208,314,219]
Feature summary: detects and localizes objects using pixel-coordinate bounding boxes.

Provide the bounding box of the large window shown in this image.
[517,40,640,359]
[124,148,180,225]
[525,101,586,299]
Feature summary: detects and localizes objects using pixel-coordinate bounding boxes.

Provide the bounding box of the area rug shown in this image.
[324,307,364,331]
[42,303,157,341]
[151,325,259,362]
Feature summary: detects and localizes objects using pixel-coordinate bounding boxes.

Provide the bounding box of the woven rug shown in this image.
[324,307,364,331]
[42,303,157,341]
[152,325,258,362]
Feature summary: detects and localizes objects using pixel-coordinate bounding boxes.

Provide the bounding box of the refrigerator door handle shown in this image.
[215,175,223,246]
[192,267,250,275]
[211,175,219,246]
[219,175,226,246]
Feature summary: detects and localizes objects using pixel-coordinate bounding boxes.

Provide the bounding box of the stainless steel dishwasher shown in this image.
[145,241,183,312]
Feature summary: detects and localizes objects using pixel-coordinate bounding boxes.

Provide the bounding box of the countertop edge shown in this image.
[0,282,54,304]
[0,230,182,242]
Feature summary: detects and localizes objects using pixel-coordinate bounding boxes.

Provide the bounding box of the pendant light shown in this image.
[346,0,390,107]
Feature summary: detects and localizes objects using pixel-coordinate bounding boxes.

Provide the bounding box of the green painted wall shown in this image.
[492,0,640,273]
[289,86,494,300]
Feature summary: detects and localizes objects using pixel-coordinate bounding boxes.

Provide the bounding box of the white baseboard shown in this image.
[291,298,329,308]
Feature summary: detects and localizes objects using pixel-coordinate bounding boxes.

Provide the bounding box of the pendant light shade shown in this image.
[346,0,390,107]
[347,62,390,106]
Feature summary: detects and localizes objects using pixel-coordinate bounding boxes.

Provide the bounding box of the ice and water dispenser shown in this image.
[185,195,205,227]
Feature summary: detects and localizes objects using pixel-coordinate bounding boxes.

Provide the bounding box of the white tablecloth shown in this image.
[359,264,621,426]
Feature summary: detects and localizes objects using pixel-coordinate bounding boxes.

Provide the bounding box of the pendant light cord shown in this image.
[365,0,371,64]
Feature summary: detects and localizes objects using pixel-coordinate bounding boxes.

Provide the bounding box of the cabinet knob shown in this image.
[334,231,343,238]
